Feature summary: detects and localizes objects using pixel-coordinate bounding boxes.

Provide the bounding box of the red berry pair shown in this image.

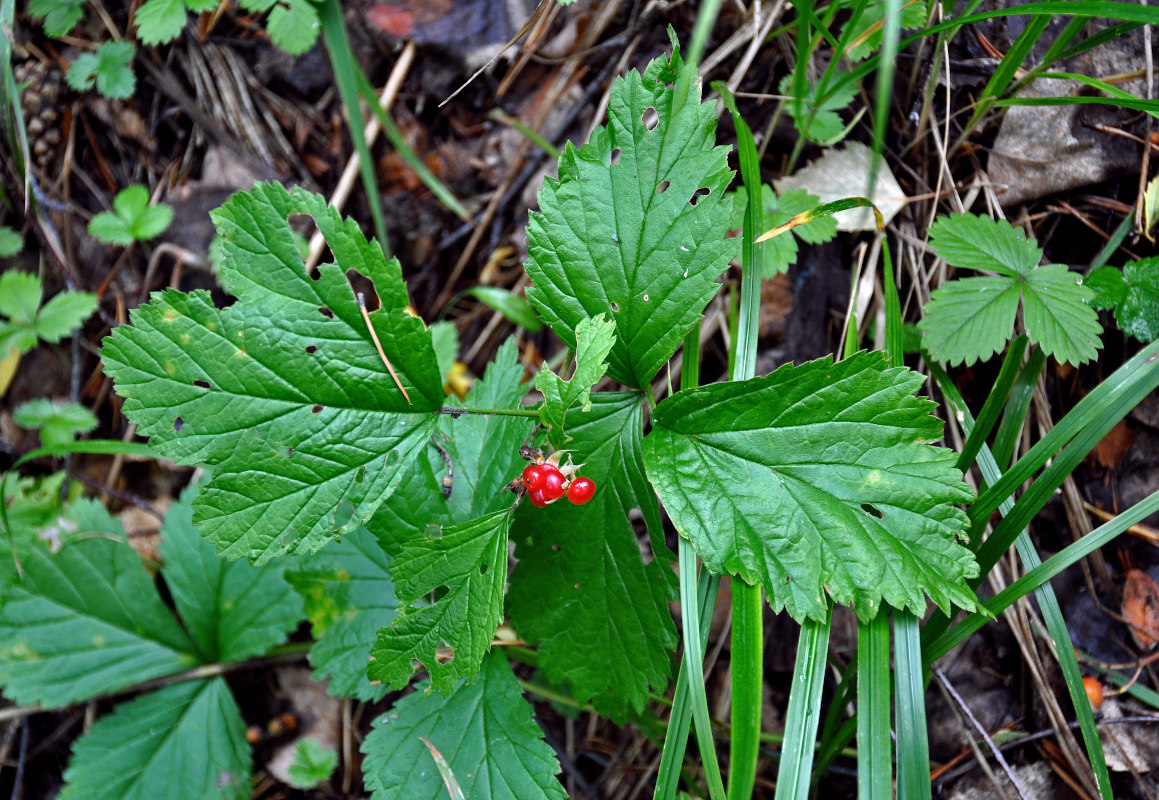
[522,463,595,508]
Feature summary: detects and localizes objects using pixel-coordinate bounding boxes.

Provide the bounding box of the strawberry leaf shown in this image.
[1088,258,1159,343]
[508,393,677,720]
[362,652,566,800]
[58,678,250,800]
[100,183,443,564]
[643,352,978,623]
[525,49,737,390]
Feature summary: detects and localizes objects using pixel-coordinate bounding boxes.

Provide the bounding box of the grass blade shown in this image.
[894,612,930,800]
[991,347,1046,471]
[857,614,892,800]
[775,614,832,800]
[957,336,1028,473]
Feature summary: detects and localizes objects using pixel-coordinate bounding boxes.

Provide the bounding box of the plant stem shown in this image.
[436,406,541,419]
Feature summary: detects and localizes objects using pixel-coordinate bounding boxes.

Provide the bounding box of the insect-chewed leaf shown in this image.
[100,183,443,564]
[525,48,737,390]
[643,351,979,623]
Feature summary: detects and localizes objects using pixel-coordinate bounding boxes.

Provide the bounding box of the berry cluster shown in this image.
[521,462,596,508]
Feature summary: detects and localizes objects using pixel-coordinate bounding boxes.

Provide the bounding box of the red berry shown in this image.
[528,488,549,507]
[522,464,548,490]
[541,466,567,500]
[568,476,596,505]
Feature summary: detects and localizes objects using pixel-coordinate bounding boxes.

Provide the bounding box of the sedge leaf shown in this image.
[643,351,978,623]
[0,501,198,707]
[362,652,566,800]
[160,479,303,663]
[58,678,250,800]
[536,313,614,437]
[525,48,737,390]
[285,527,398,701]
[508,393,677,720]
[1087,258,1159,342]
[368,510,511,695]
[100,183,443,564]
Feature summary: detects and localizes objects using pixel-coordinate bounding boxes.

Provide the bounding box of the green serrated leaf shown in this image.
[100,183,444,564]
[919,276,1021,366]
[535,313,615,436]
[508,393,677,720]
[362,652,566,800]
[0,225,23,257]
[58,678,251,800]
[0,270,43,324]
[1086,265,1127,310]
[160,478,303,663]
[368,510,510,694]
[1112,257,1159,342]
[285,527,397,700]
[525,49,738,390]
[467,286,544,332]
[1022,264,1101,365]
[286,738,338,790]
[28,0,85,36]
[644,351,979,624]
[779,72,859,144]
[133,0,188,44]
[34,290,98,343]
[0,506,199,706]
[66,41,136,100]
[12,399,98,447]
[929,213,1042,276]
[265,0,321,55]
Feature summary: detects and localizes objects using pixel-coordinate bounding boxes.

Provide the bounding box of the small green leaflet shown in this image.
[133,0,217,44]
[0,225,22,257]
[839,0,930,61]
[28,0,85,36]
[286,738,338,790]
[285,527,398,701]
[57,678,251,800]
[0,501,198,707]
[12,399,98,447]
[362,652,566,800]
[240,0,321,55]
[66,41,136,100]
[919,213,1101,366]
[368,510,511,695]
[536,314,614,437]
[1087,257,1159,343]
[88,184,173,245]
[643,352,979,623]
[525,48,737,390]
[100,183,443,564]
[728,185,838,276]
[779,72,859,144]
[0,270,97,356]
[466,286,544,332]
[159,479,303,663]
[508,393,677,721]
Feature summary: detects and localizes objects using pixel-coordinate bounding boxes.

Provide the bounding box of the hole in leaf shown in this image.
[641,106,658,130]
[318,306,333,319]
[347,270,379,311]
[193,379,210,390]
[861,503,884,519]
[610,301,620,312]
[610,147,621,165]
[479,562,488,575]
[312,405,323,414]
[278,446,293,458]
[689,187,711,206]
[305,345,317,354]
[551,544,561,552]
[435,641,454,665]
[173,417,183,432]
[433,585,450,602]
[354,465,365,484]
[656,180,670,194]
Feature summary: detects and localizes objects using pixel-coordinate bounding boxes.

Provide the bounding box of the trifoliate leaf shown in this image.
[369,509,511,695]
[133,0,187,44]
[101,183,443,564]
[58,678,251,800]
[265,0,321,55]
[525,49,738,390]
[66,41,136,100]
[28,0,85,36]
[920,214,1100,365]
[12,399,98,447]
[779,72,859,144]
[0,503,199,706]
[0,225,22,257]
[508,393,677,720]
[286,738,338,790]
[0,270,43,324]
[362,652,566,800]
[536,314,614,437]
[89,184,173,245]
[729,186,838,276]
[643,351,979,623]
[34,289,98,342]
[285,527,397,700]
[466,286,544,332]
[928,213,1042,276]
[1087,258,1159,343]
[160,479,303,663]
